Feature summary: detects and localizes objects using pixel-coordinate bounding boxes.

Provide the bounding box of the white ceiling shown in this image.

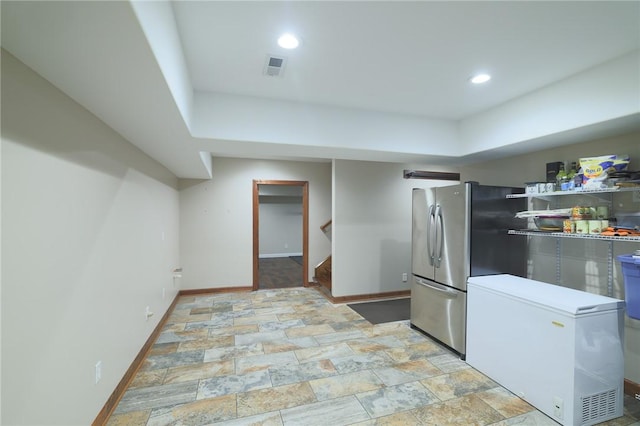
[2,1,640,179]
[173,1,639,119]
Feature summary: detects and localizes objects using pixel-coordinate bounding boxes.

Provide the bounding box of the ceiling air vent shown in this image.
[263,55,287,77]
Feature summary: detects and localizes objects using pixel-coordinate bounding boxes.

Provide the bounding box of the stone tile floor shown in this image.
[106,287,640,426]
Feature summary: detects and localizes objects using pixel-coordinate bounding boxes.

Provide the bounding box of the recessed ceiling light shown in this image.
[278,33,299,49]
[470,73,491,84]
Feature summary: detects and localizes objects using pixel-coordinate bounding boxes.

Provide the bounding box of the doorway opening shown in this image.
[253,180,309,290]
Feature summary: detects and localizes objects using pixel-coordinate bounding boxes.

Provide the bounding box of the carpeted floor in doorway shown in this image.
[259,257,303,289]
[348,297,410,324]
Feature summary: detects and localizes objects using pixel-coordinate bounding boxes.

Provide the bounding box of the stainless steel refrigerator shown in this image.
[410,182,526,358]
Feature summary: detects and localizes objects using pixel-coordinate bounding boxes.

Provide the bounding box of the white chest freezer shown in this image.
[466,274,624,426]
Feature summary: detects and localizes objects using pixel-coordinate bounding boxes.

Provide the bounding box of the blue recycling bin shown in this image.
[617,254,640,320]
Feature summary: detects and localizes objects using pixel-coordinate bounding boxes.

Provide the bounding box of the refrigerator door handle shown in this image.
[434,204,443,268]
[414,277,459,297]
[427,204,436,266]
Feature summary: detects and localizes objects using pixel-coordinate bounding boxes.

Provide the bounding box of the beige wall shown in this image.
[332,160,414,297]
[331,160,459,297]
[460,131,640,187]
[259,198,303,256]
[461,131,640,384]
[178,158,332,289]
[1,51,180,425]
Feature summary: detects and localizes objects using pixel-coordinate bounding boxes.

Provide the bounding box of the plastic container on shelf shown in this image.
[617,254,640,320]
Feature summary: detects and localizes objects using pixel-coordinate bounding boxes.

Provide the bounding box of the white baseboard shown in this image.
[259,253,303,259]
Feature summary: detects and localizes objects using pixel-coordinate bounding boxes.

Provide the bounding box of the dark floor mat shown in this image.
[347,298,410,324]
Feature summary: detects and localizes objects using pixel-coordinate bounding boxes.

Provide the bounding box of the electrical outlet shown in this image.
[173,268,182,286]
[145,306,154,320]
[553,396,563,419]
[95,361,102,384]
[402,273,408,282]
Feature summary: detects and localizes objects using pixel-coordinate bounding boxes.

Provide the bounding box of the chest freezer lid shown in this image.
[467,274,624,315]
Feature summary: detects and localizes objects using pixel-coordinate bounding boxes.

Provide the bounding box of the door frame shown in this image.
[253,180,309,290]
